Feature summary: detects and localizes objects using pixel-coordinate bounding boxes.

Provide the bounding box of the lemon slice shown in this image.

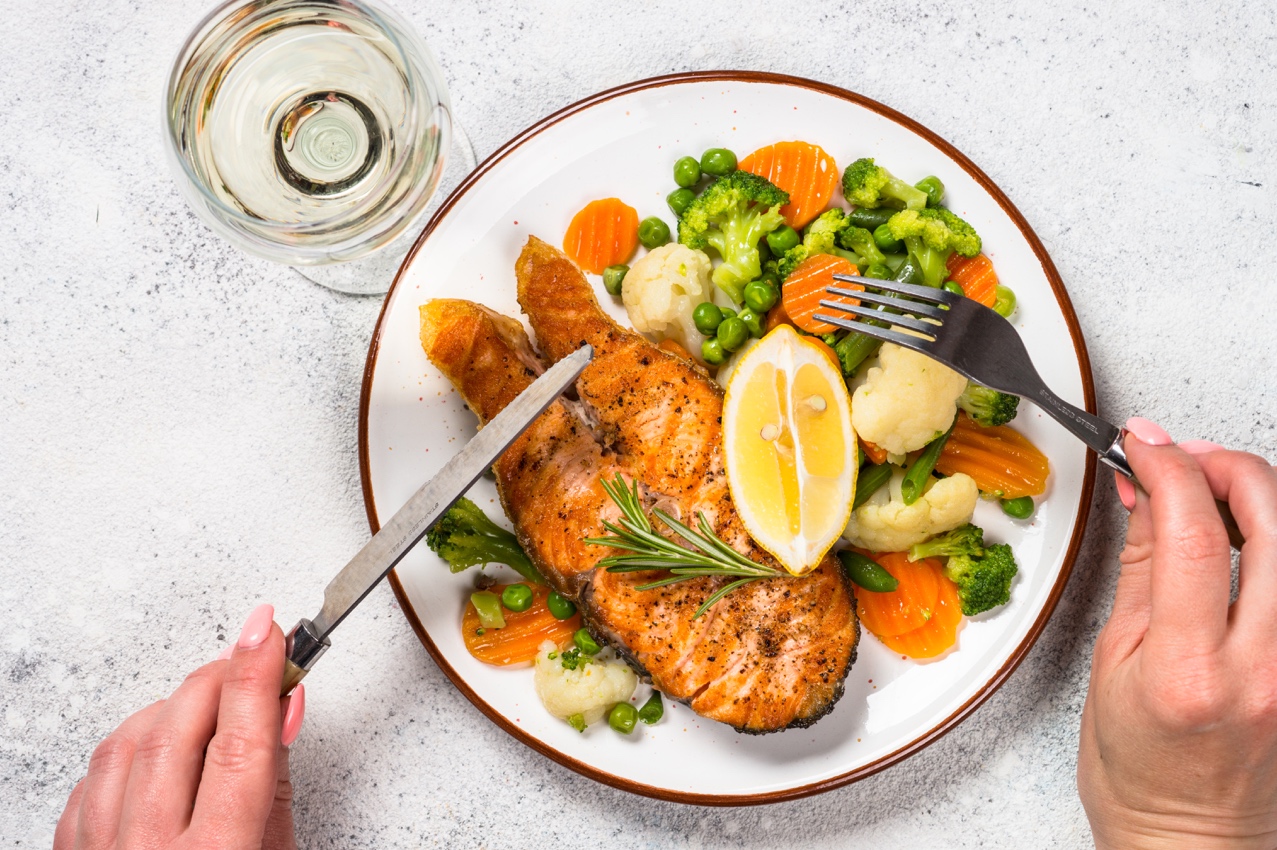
[723,325,856,576]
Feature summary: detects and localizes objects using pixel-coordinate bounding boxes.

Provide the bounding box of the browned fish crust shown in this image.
[420,241,859,734]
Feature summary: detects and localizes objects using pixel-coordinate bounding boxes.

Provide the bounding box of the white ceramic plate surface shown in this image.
[359,73,1095,804]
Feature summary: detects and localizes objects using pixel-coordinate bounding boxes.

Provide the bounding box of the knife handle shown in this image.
[281,619,329,696]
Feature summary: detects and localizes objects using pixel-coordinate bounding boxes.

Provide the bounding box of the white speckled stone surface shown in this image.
[3,0,1276,846]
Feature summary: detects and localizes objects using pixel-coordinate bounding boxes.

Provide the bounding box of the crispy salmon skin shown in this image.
[419,242,859,733]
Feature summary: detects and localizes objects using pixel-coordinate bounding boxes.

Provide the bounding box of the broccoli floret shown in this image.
[425,497,543,584]
[842,158,928,211]
[836,225,886,267]
[769,210,867,281]
[678,171,789,303]
[886,207,982,288]
[908,523,1017,616]
[958,382,1021,427]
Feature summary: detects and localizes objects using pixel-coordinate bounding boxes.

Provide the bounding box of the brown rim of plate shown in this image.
[358,70,1098,807]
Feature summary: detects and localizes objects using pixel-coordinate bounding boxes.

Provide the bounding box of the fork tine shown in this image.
[817,300,939,336]
[812,314,938,350]
[827,286,947,320]
[830,274,955,305]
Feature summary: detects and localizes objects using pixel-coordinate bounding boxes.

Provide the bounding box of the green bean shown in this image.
[700,337,726,366]
[637,691,664,725]
[738,307,763,338]
[1001,496,1036,519]
[893,256,924,286]
[602,264,628,296]
[744,279,779,313]
[853,462,893,509]
[716,316,749,352]
[838,550,899,593]
[500,583,533,612]
[847,207,894,230]
[872,223,903,253]
[700,147,737,177]
[546,590,577,620]
[862,263,892,281]
[901,419,957,505]
[915,176,945,207]
[638,217,671,249]
[765,225,800,254]
[673,156,701,188]
[693,302,723,335]
[608,702,639,734]
[993,285,1017,318]
[667,188,696,219]
[943,280,964,296]
[567,713,586,733]
[469,591,506,629]
[833,330,881,376]
[574,628,601,655]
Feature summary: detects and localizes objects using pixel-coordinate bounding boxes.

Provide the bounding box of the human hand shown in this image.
[1078,418,1277,849]
[54,604,306,850]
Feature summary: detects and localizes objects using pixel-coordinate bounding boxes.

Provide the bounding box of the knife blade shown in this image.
[279,344,594,694]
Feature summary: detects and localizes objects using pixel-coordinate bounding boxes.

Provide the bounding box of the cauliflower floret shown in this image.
[621,243,713,355]
[843,469,979,552]
[533,640,637,726]
[851,342,967,456]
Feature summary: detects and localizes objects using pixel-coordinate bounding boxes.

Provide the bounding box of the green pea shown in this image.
[719,306,737,321]
[863,263,892,281]
[943,280,964,296]
[738,307,763,338]
[700,147,737,177]
[602,264,628,296]
[546,590,577,620]
[638,217,671,249]
[574,628,601,656]
[760,269,781,287]
[838,550,899,593]
[500,583,533,612]
[1001,496,1036,519]
[915,175,945,207]
[701,337,727,366]
[673,155,702,188]
[608,702,639,735]
[993,285,1017,318]
[756,240,771,264]
[743,279,779,313]
[693,302,724,335]
[667,187,696,218]
[872,223,903,253]
[765,225,800,255]
[567,713,586,733]
[469,591,506,629]
[716,316,749,352]
[638,691,664,725]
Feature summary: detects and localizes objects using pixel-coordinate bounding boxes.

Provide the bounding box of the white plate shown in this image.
[359,72,1096,804]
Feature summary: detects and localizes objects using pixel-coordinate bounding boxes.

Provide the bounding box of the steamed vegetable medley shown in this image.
[425,139,1055,735]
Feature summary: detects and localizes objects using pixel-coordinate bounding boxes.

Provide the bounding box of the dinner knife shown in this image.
[279,344,594,694]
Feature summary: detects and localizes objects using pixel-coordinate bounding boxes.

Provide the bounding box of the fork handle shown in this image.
[1100,430,1245,551]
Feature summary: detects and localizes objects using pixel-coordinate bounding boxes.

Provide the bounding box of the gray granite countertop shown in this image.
[4,1,1276,846]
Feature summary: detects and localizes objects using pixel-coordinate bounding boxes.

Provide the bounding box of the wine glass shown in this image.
[164,0,472,294]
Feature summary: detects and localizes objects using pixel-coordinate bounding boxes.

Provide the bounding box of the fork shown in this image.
[818,274,1244,549]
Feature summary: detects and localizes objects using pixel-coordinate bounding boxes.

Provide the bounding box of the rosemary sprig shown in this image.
[584,474,782,618]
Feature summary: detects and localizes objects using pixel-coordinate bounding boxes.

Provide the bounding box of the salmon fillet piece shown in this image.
[514,236,858,732]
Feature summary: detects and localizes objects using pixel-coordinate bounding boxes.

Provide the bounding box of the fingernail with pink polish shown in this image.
[1115,472,1135,511]
[282,684,306,747]
[1125,417,1173,446]
[238,604,274,649]
[216,646,233,661]
[1178,439,1225,455]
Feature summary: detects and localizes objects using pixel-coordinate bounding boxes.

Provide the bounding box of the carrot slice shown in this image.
[878,567,963,659]
[462,584,581,666]
[945,254,998,308]
[860,439,889,466]
[936,412,1051,498]
[764,298,794,333]
[562,198,639,275]
[854,551,942,637]
[781,254,860,334]
[739,141,839,229]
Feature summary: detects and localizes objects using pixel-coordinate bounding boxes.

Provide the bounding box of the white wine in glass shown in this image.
[165,0,460,293]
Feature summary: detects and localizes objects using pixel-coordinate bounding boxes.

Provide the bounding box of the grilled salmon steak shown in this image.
[419,240,858,733]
